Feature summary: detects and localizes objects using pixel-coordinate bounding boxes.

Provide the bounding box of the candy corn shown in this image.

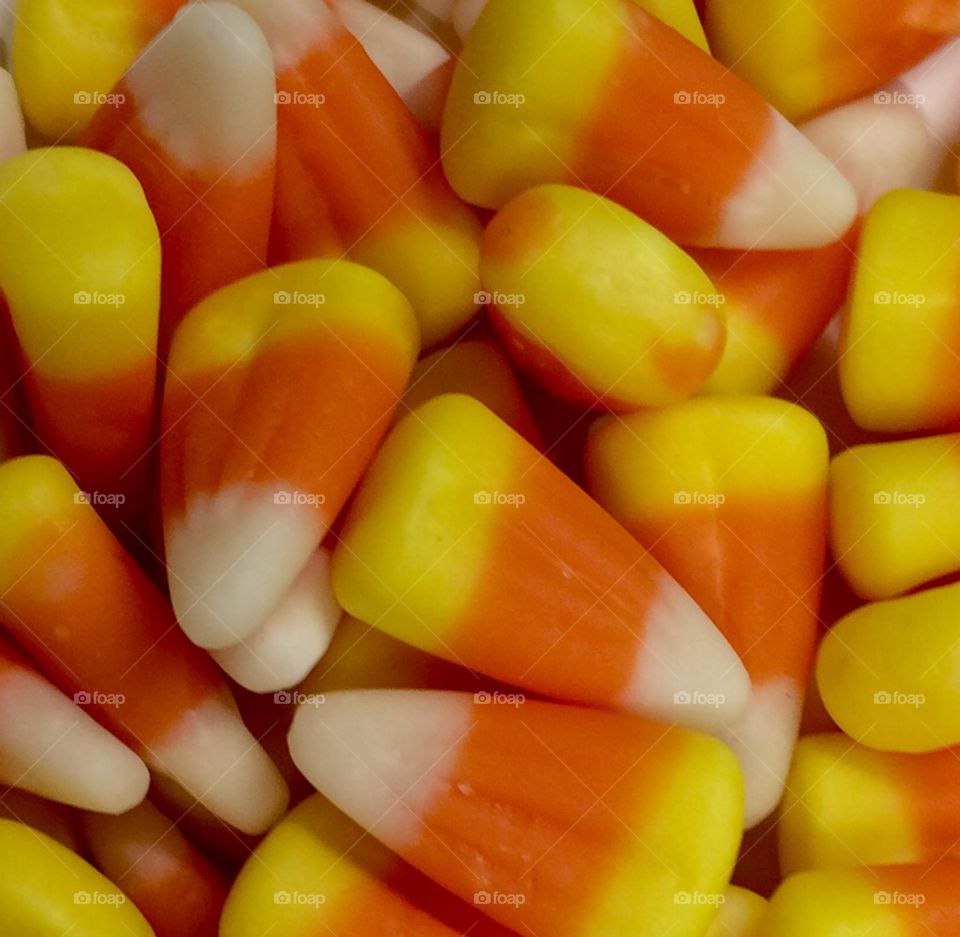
[482,184,726,409]
[81,3,277,351]
[830,435,960,599]
[586,397,829,825]
[817,582,960,752]
[12,0,182,140]
[221,792,511,936]
[0,818,155,935]
[161,259,417,652]
[840,188,960,433]
[231,0,483,347]
[290,689,744,937]
[403,335,542,446]
[0,147,160,515]
[704,0,958,123]
[0,456,288,833]
[82,799,228,937]
[761,863,960,937]
[780,733,960,873]
[333,394,750,728]
[442,0,857,249]
[0,635,149,813]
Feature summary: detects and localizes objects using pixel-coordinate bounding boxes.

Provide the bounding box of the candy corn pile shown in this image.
[2,1,960,935]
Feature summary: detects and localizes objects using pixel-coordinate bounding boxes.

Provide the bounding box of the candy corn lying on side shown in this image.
[333,393,750,729]
[443,0,857,249]
[290,689,744,937]
[482,184,726,409]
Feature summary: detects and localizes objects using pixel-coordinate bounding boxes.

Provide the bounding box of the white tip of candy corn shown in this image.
[329,0,451,131]
[714,678,803,828]
[150,694,288,835]
[226,0,339,72]
[289,689,469,848]
[891,36,960,147]
[212,550,342,693]
[167,483,327,649]
[716,110,858,249]
[0,68,25,163]
[801,97,933,212]
[620,572,751,731]
[0,668,149,814]
[126,2,276,178]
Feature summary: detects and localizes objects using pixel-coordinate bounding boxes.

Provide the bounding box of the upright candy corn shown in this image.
[0,456,288,833]
[333,394,750,729]
[482,185,726,409]
[0,148,160,515]
[82,800,228,937]
[840,189,960,433]
[0,819,155,935]
[585,397,829,825]
[760,863,960,937]
[230,0,482,347]
[690,240,851,395]
[830,435,960,599]
[221,793,512,937]
[327,0,453,133]
[780,733,960,873]
[12,0,182,140]
[403,335,542,446]
[817,582,960,752]
[442,0,857,249]
[290,689,744,937]
[704,0,959,123]
[162,260,417,653]
[82,3,277,351]
[0,635,150,814]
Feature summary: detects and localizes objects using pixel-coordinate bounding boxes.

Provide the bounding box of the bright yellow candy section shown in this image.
[589,732,744,937]
[705,0,823,122]
[442,0,621,208]
[0,819,154,936]
[220,797,387,937]
[779,734,918,874]
[760,870,903,937]
[830,435,960,599]
[12,0,157,140]
[840,189,960,433]
[635,0,708,51]
[168,259,419,376]
[817,583,960,752]
[0,147,159,379]
[481,184,724,408]
[331,394,516,653]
